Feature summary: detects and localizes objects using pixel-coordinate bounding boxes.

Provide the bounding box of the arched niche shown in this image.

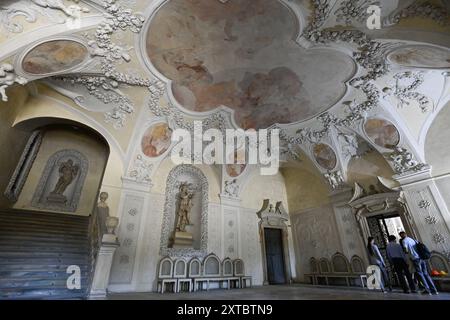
[31,149,88,212]
[160,164,209,258]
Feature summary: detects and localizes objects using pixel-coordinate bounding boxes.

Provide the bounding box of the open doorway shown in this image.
[367,213,406,287]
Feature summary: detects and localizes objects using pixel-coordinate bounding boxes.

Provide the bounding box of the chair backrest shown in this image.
[222,258,233,276]
[233,259,245,276]
[203,253,221,277]
[429,252,450,274]
[350,255,365,274]
[174,258,187,278]
[188,257,202,277]
[319,258,330,274]
[158,257,174,278]
[331,252,350,273]
[309,257,318,274]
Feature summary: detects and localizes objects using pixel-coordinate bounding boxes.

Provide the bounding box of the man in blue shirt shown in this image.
[386,235,416,293]
[399,231,438,295]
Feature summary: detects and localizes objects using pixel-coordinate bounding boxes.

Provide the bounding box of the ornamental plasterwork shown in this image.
[127,154,153,185]
[389,147,426,174]
[0,63,28,101]
[389,1,450,27]
[0,0,448,186]
[382,72,432,113]
[0,0,89,35]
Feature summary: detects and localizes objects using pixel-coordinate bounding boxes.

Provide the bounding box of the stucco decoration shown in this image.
[145,0,355,129]
[387,45,450,69]
[31,149,88,212]
[364,118,400,149]
[0,0,90,35]
[160,165,209,258]
[225,149,246,178]
[22,40,88,75]
[141,122,172,158]
[0,63,28,102]
[313,143,337,170]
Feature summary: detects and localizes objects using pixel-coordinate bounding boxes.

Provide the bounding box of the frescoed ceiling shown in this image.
[145,0,355,129]
[1,0,450,189]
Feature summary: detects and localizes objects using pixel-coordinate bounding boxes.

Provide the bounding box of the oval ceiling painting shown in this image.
[226,149,247,177]
[364,118,400,149]
[141,123,173,158]
[313,143,337,170]
[22,40,88,75]
[387,45,450,69]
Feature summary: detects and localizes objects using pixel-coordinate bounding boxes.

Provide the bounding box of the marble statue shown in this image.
[175,182,194,232]
[51,159,79,195]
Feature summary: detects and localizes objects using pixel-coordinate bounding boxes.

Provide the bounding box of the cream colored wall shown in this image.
[240,167,288,210]
[0,86,32,208]
[425,101,450,176]
[14,128,109,216]
[280,156,330,214]
[347,150,397,189]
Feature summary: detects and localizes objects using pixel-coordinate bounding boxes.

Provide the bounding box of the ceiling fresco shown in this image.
[22,40,88,75]
[145,0,355,129]
[387,45,450,69]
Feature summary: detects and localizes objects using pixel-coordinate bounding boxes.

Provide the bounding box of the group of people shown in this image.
[367,232,438,295]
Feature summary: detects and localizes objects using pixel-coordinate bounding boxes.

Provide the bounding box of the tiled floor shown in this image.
[107,284,450,300]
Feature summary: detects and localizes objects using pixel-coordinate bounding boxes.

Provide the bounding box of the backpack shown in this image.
[415,241,431,260]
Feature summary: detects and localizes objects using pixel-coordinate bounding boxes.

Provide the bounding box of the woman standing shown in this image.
[367,236,392,292]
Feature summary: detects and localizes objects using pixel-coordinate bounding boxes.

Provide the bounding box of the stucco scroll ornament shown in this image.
[389,147,426,174]
[30,0,89,17]
[324,170,345,190]
[337,132,359,158]
[224,179,239,198]
[335,0,380,26]
[382,72,432,113]
[128,154,153,185]
[0,63,28,102]
[54,0,154,129]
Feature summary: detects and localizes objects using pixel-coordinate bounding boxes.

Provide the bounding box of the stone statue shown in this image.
[97,192,110,236]
[51,159,79,195]
[175,182,194,232]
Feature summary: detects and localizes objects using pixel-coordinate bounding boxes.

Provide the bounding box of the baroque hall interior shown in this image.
[0,0,450,300]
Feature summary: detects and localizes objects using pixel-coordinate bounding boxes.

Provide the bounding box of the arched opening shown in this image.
[0,117,111,299]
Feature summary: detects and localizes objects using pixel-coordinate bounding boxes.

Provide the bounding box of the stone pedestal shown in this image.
[89,234,119,299]
[171,225,194,249]
[46,193,67,204]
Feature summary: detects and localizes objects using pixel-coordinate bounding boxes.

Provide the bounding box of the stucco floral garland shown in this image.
[55,0,165,128]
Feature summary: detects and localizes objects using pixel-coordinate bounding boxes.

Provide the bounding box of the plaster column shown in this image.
[89,234,119,299]
[395,166,450,258]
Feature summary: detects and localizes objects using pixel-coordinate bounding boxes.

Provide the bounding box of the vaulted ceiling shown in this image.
[1,0,450,189]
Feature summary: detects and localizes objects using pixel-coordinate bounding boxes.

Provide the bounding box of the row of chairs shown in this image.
[304,252,368,287]
[157,253,252,293]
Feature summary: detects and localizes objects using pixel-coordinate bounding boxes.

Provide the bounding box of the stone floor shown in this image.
[107,284,450,300]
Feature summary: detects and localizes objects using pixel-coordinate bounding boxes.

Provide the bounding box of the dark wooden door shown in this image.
[264,228,286,285]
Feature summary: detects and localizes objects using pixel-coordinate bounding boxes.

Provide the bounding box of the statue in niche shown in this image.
[47,159,79,203]
[175,182,194,232]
